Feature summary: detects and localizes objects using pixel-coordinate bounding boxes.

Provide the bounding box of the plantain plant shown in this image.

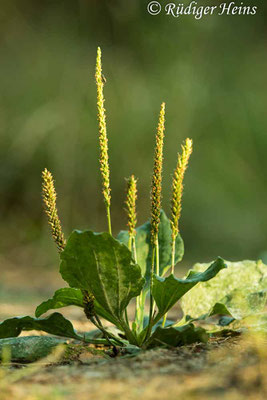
[2,47,251,350]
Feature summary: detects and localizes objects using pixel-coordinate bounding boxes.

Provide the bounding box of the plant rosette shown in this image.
[1,48,266,358]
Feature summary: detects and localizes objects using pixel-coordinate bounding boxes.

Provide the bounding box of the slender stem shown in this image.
[90,315,121,346]
[106,205,112,235]
[128,236,132,250]
[125,232,144,338]
[137,291,146,333]
[125,235,134,328]
[152,237,159,315]
[131,236,143,333]
[143,309,156,345]
[144,246,156,342]
[132,236,139,321]
[161,238,176,327]
[155,238,159,276]
[91,315,112,344]
[150,246,156,313]
[132,237,137,263]
[171,237,176,274]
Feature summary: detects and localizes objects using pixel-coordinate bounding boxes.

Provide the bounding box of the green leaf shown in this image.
[60,230,145,321]
[117,210,184,284]
[35,288,84,317]
[152,257,227,321]
[209,302,233,317]
[147,323,208,348]
[0,336,67,362]
[181,259,267,319]
[208,302,235,326]
[35,288,118,326]
[0,313,81,340]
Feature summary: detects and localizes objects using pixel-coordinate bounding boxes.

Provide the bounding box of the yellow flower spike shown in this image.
[146,103,166,337]
[95,47,112,234]
[42,170,96,320]
[125,175,142,329]
[170,138,193,272]
[125,175,138,240]
[42,168,66,253]
[150,102,165,247]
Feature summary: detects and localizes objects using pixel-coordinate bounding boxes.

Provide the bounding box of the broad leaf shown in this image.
[0,336,67,362]
[147,323,208,348]
[60,230,145,321]
[35,288,118,326]
[35,288,84,317]
[181,259,267,319]
[152,257,227,321]
[0,312,81,340]
[118,210,184,285]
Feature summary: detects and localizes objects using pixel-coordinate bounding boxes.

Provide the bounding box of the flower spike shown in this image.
[150,102,165,246]
[125,175,138,239]
[170,138,193,273]
[95,47,112,234]
[42,168,66,252]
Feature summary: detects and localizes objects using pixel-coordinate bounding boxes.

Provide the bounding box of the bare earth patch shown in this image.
[1,332,266,400]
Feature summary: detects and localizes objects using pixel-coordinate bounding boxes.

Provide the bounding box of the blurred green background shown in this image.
[1,0,267,273]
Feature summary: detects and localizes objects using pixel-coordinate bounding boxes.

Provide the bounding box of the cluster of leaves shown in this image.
[1,225,265,349]
[0,48,266,353]
[0,211,228,349]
